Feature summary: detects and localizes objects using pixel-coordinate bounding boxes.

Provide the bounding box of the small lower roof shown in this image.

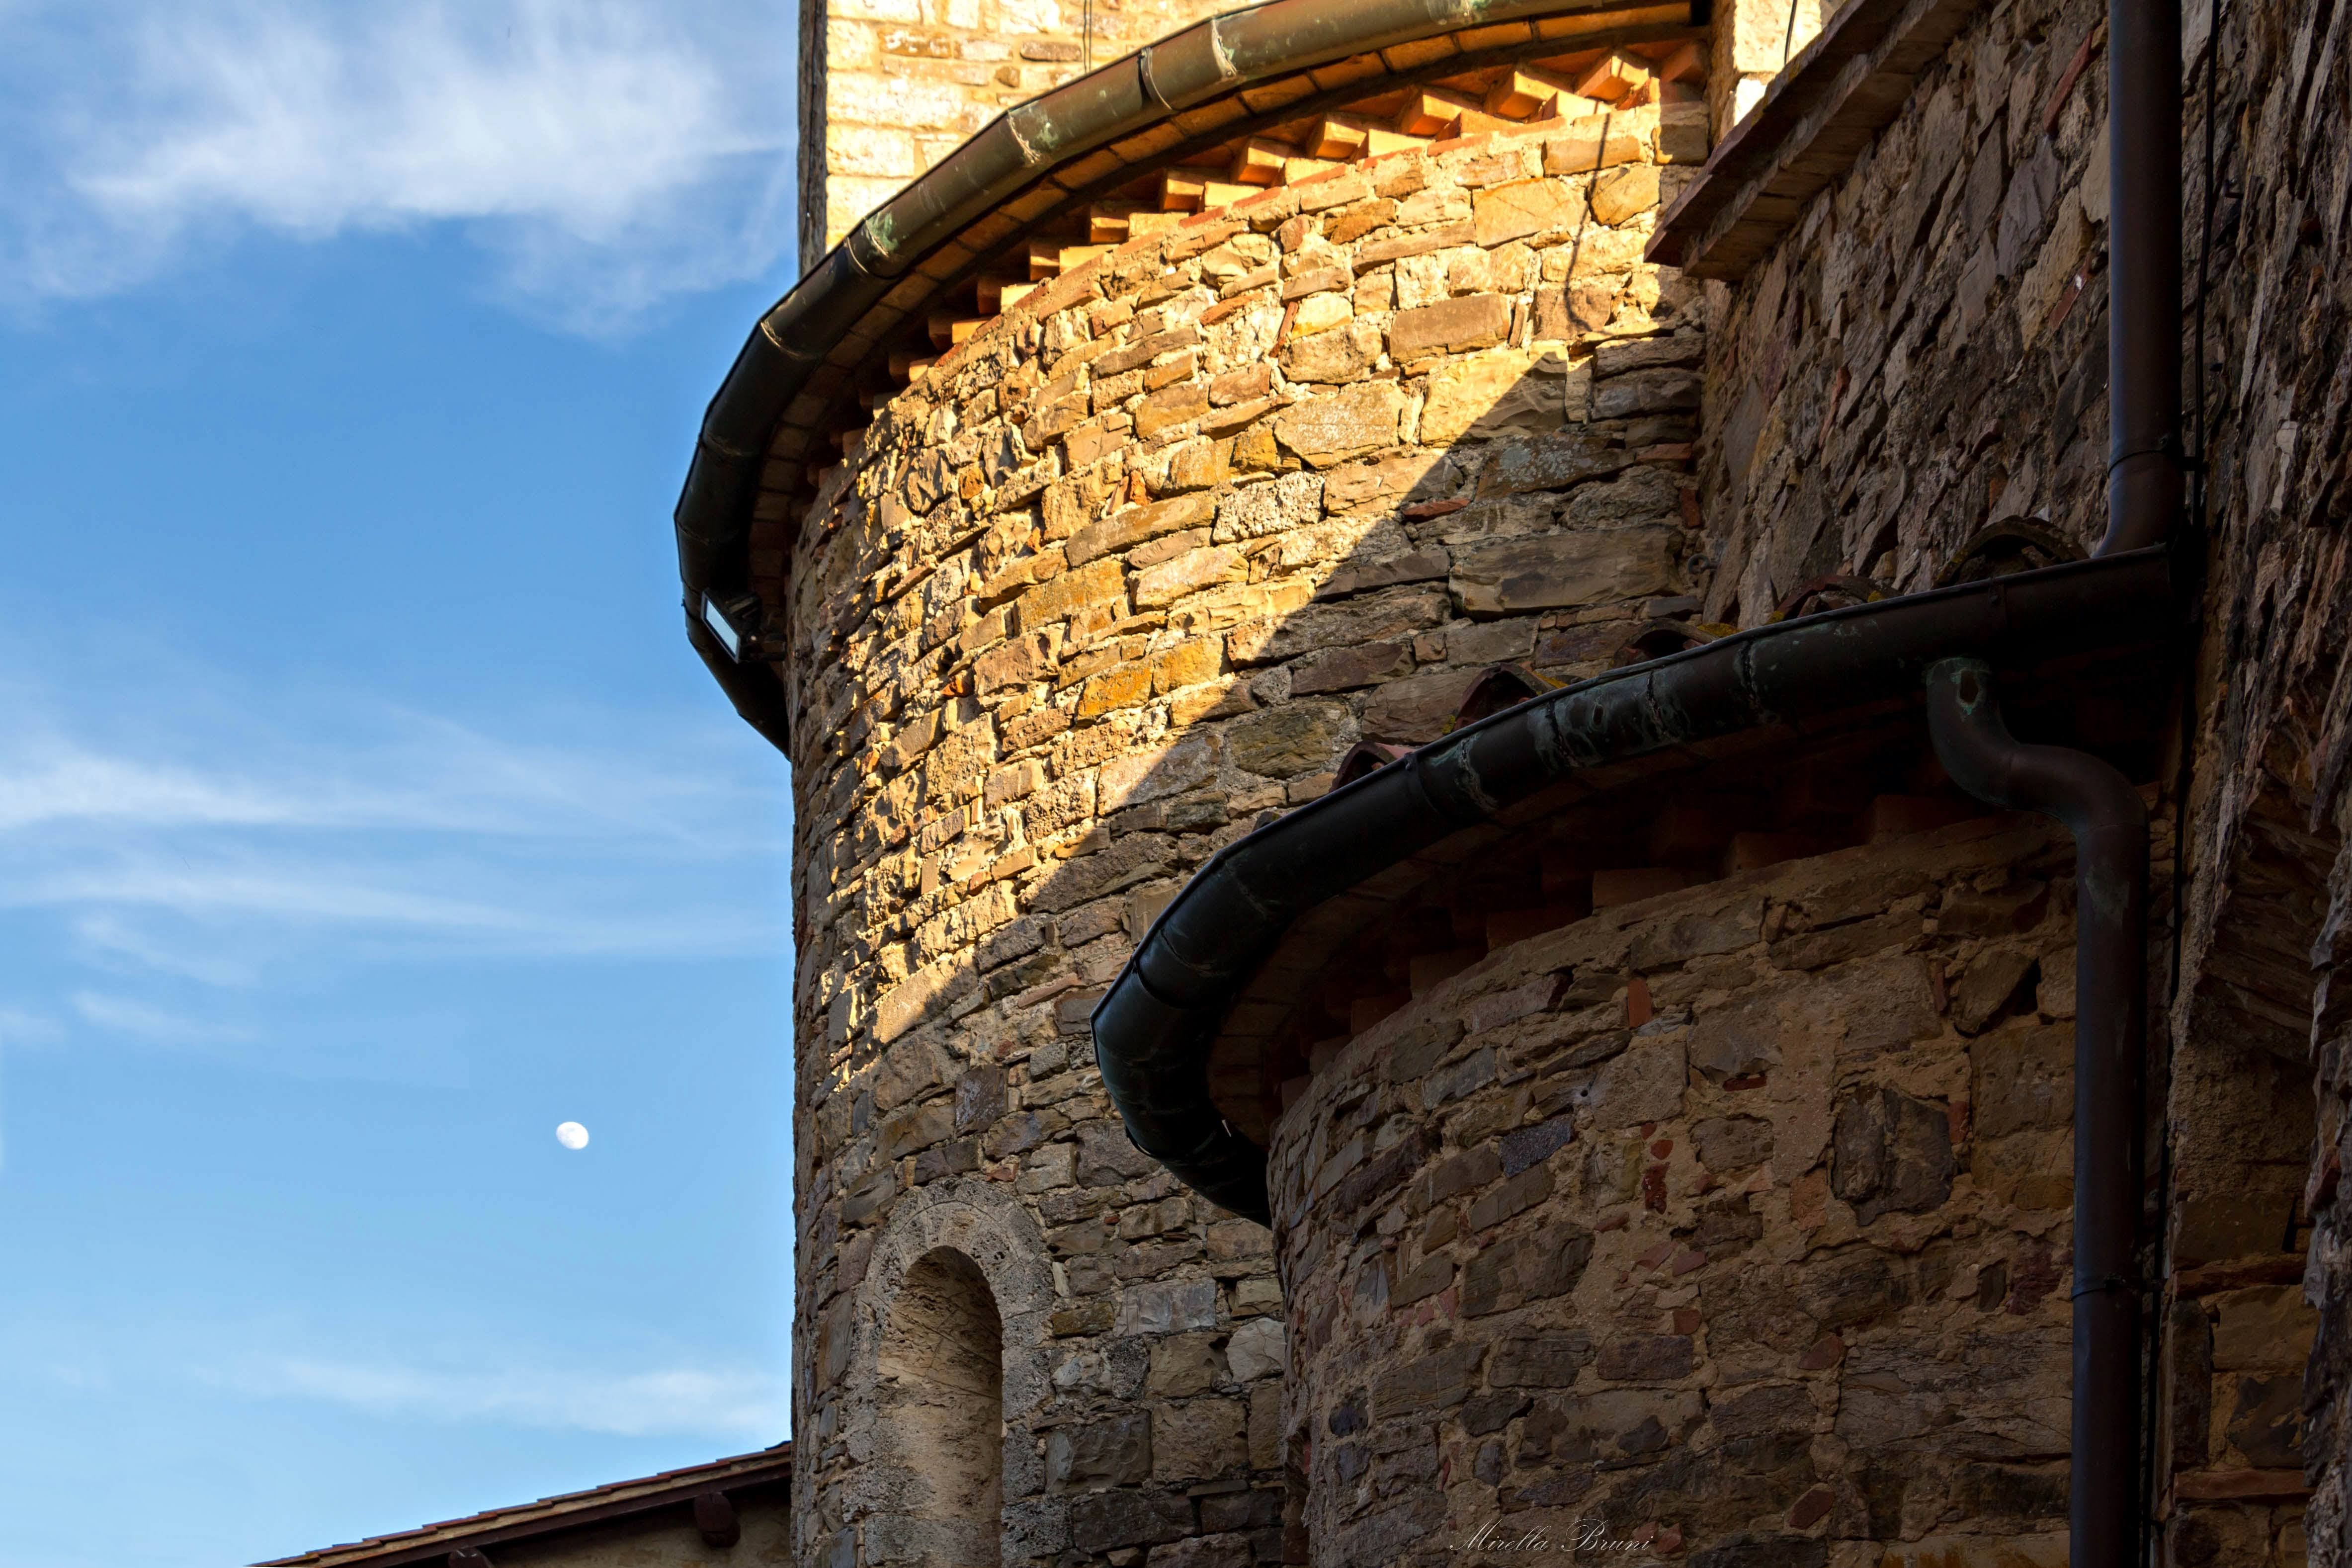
[254,1442,791,1568]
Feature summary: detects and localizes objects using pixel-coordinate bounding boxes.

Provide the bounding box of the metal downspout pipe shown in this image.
[2099,0,2186,557]
[1927,660,2151,1568]
[1934,0,2185,1554]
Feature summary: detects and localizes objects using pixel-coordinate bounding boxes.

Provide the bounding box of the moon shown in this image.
[555,1121,589,1151]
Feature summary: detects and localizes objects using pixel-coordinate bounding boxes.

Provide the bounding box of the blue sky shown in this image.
[0,4,802,1564]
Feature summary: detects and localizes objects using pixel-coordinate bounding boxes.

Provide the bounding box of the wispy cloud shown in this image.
[70,991,257,1047]
[0,634,786,1082]
[215,1353,783,1438]
[0,0,795,330]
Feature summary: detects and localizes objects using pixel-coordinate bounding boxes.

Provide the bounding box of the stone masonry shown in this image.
[1679,0,2345,1554]
[1270,808,2154,1567]
[719,0,2352,1558]
[803,0,1234,262]
[781,107,1710,1568]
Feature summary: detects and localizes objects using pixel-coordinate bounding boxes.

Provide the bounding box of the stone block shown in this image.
[1371,1340,1485,1412]
[1288,640,1411,694]
[1153,1398,1249,1482]
[1148,1333,1229,1396]
[1070,1490,1193,1553]
[1499,1114,1577,1175]
[1118,1276,1219,1334]
[1490,1333,1597,1386]
[1591,367,1701,420]
[1227,699,1350,777]
[1544,118,1644,173]
[2210,1286,2318,1371]
[1281,318,1383,383]
[1079,662,1153,717]
[1389,294,1514,359]
[1020,557,1127,626]
[1473,429,1631,495]
[1136,383,1211,438]
[1566,1035,1687,1127]
[1595,1333,1695,1383]
[1083,1119,1165,1185]
[1048,1412,1153,1487]
[1832,952,1941,1057]
[1591,164,1662,225]
[1145,1533,1254,1568]
[1972,1021,2074,1139]
[1226,1317,1287,1381]
[1832,1088,1957,1224]
[1419,346,1573,444]
[1272,381,1405,467]
[1135,545,1247,608]
[1460,1230,1594,1317]
[1067,492,1217,566]
[1533,280,1619,338]
[1450,526,1677,614]
[1473,178,1584,246]
[1693,1114,1774,1171]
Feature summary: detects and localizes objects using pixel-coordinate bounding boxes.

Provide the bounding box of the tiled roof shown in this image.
[253,1442,791,1567]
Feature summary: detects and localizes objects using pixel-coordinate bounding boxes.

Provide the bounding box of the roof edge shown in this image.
[673,0,1710,744]
[1089,548,2180,1224]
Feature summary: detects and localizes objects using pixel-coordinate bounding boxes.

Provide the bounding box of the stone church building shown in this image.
[670,0,2352,1564]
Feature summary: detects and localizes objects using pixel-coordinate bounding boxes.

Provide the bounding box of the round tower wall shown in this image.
[1267,814,2103,1566]
[779,115,1707,1568]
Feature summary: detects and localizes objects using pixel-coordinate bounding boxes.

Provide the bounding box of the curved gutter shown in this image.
[672,0,1706,703]
[1091,548,2175,1224]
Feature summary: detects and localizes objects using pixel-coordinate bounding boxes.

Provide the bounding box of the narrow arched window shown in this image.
[876,1247,1004,1568]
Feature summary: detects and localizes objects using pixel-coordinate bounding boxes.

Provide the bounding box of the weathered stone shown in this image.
[1591,164,1662,225]
[1070,1490,1193,1553]
[1591,366,1702,420]
[1418,347,1572,444]
[1273,381,1405,466]
[1153,1399,1249,1482]
[1972,1023,2073,1138]
[1473,429,1632,495]
[1211,471,1324,541]
[1148,1333,1228,1396]
[1449,527,1677,614]
[1370,1341,1484,1412]
[1143,1532,1254,1568]
[1388,293,1514,359]
[1953,947,2038,1036]
[1832,1088,1957,1224]
[1281,318,1383,383]
[1689,989,1787,1080]
[1473,178,1584,245]
[1049,1412,1153,1487]
[1068,492,1218,566]
[1226,1317,1287,1381]
[1596,1333,1696,1383]
[1692,1114,1774,1171]
[1460,1230,1594,1317]
[1490,1333,1597,1386]
[1226,699,1350,776]
[1135,545,1247,607]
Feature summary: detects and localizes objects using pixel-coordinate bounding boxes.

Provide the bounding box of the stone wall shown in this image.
[1691,0,2116,620]
[1268,809,2157,1568]
[2164,0,2352,1555]
[805,0,1233,262]
[1681,0,2348,1553]
[779,109,1708,1568]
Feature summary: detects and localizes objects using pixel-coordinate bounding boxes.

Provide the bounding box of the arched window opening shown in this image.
[876,1247,1004,1568]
